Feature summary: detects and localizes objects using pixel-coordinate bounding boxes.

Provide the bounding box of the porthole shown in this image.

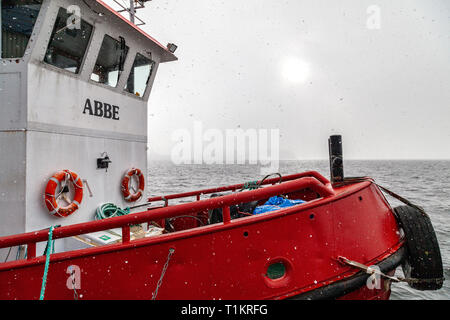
[266,262,286,280]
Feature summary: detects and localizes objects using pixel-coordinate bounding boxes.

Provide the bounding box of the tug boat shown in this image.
[0,0,444,300]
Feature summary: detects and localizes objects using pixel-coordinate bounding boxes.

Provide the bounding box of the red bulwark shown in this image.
[0,171,404,300]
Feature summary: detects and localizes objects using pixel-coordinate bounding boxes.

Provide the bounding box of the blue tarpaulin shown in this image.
[253,196,306,215]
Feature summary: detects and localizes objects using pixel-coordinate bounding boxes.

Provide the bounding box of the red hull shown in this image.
[0,172,402,300]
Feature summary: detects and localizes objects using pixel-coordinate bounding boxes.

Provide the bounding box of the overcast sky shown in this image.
[108,0,450,160]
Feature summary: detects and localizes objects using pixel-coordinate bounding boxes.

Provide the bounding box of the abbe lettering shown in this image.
[83,99,119,120]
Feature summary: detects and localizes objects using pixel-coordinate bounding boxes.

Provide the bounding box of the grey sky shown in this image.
[109,0,450,160]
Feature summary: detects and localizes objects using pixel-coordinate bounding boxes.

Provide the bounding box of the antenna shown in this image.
[112,0,152,26]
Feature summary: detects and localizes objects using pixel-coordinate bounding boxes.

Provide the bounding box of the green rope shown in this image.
[39,226,55,300]
[241,180,259,191]
[95,203,131,220]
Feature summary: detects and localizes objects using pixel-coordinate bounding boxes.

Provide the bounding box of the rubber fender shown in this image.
[393,205,444,290]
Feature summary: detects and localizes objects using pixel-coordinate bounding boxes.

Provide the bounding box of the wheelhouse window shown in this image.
[125,53,155,97]
[1,0,43,59]
[91,35,129,88]
[44,7,93,73]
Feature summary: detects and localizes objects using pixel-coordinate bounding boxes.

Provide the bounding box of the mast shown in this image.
[113,0,150,26]
[129,0,136,24]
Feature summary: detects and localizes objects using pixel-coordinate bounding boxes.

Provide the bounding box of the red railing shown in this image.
[147,171,331,204]
[0,172,334,260]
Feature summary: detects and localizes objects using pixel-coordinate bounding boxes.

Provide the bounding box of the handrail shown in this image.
[0,174,334,254]
[147,171,330,203]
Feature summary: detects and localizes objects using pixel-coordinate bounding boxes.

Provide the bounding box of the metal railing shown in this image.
[0,172,335,261]
[112,0,150,25]
[147,171,332,205]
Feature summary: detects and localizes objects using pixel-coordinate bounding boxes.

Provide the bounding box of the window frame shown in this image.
[30,5,156,98]
[1,0,44,60]
[41,6,95,75]
[123,52,156,99]
[89,34,130,89]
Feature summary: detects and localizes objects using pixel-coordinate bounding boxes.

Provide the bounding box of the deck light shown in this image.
[97,152,112,171]
[167,43,178,53]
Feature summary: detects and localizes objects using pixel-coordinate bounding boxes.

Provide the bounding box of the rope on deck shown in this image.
[39,226,55,300]
[95,203,131,220]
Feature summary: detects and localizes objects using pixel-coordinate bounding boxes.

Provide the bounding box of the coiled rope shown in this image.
[95,203,131,220]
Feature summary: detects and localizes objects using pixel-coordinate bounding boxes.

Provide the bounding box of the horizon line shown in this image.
[147,158,450,162]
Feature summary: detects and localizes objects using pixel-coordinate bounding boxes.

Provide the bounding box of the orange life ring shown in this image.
[121,168,145,202]
[44,170,84,218]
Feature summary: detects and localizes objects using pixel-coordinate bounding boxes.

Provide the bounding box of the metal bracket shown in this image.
[82,179,93,197]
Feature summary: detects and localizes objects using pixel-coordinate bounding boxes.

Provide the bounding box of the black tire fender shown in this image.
[393,205,444,290]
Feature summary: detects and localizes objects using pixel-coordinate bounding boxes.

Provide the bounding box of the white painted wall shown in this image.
[0,0,175,256]
[0,132,26,237]
[25,130,148,231]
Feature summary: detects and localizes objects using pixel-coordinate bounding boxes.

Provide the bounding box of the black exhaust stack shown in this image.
[329,135,344,183]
